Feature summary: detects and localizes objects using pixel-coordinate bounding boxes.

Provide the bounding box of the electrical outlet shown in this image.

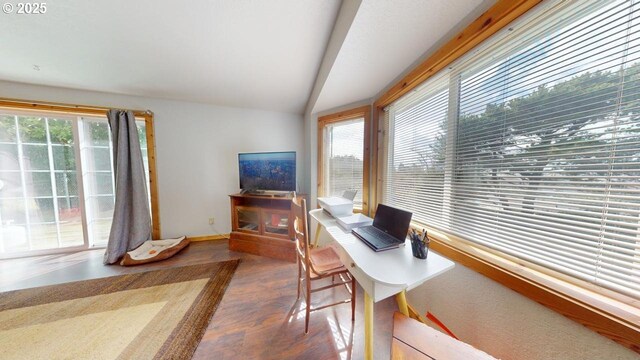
[208,217,215,225]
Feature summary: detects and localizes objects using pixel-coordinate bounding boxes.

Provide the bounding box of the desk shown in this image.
[309,209,455,360]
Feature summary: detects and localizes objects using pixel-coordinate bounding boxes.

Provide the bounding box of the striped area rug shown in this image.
[0,260,239,360]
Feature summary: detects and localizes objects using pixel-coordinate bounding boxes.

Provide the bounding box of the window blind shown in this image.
[383,0,640,299]
[383,72,450,229]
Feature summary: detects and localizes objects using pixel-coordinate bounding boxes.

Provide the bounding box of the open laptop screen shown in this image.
[372,204,413,241]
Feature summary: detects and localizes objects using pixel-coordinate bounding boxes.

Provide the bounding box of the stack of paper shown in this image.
[336,213,373,231]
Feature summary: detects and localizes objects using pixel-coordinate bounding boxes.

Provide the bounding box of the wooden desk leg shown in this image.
[364,291,374,360]
[313,223,323,248]
[396,290,409,317]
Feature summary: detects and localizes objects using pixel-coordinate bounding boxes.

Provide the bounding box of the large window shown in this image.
[383,0,640,300]
[0,107,151,257]
[318,106,371,213]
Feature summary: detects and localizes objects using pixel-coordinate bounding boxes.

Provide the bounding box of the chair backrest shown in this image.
[291,197,311,270]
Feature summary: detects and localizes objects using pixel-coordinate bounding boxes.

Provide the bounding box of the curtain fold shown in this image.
[103,109,151,265]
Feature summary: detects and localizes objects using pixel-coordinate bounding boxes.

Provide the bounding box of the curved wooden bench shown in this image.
[391,312,497,360]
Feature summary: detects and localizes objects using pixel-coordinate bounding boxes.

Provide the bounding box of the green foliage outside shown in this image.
[452,64,639,212]
[402,64,639,184]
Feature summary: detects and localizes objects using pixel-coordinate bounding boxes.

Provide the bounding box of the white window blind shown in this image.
[383,0,640,300]
[383,73,450,229]
[324,118,365,208]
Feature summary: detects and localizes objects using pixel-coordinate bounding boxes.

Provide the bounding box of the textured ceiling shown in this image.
[1,0,496,115]
[0,0,340,113]
[313,0,494,113]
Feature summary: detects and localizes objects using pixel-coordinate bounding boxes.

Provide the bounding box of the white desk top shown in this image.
[309,209,455,301]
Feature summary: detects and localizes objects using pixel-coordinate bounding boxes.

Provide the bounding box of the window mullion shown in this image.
[324,126,331,196]
[44,117,62,248]
[382,107,395,204]
[73,117,90,249]
[443,74,461,227]
[13,115,32,250]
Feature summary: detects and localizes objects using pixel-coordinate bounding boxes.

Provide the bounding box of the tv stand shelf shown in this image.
[228,193,305,262]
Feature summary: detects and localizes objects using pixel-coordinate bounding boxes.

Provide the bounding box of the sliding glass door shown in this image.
[0,111,149,257]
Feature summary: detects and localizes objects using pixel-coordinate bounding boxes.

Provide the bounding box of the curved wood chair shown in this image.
[292,197,356,334]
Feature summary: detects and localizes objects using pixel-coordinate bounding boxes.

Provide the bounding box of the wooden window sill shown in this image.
[416,226,640,353]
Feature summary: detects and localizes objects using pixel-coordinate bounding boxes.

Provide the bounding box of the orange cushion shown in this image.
[309,245,344,273]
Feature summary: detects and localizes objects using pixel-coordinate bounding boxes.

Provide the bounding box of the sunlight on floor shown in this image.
[327,317,354,360]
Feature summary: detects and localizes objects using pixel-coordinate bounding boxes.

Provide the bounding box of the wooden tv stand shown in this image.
[228,193,304,262]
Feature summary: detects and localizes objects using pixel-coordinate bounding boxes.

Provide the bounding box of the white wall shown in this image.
[407,259,638,359]
[0,81,304,238]
[303,112,316,207]
[302,0,363,210]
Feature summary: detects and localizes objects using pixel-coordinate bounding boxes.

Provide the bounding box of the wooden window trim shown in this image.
[317,105,371,215]
[374,0,543,109]
[0,97,161,239]
[370,0,640,353]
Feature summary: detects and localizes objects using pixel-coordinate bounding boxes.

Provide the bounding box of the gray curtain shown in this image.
[103,109,152,264]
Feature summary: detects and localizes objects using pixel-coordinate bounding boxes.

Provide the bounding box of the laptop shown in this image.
[352,204,413,252]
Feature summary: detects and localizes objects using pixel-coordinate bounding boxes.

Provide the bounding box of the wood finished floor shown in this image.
[0,240,399,359]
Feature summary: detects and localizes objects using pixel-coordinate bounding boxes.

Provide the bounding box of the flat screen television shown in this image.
[238,151,296,192]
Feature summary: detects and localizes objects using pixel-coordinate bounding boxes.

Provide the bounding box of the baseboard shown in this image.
[187,234,230,242]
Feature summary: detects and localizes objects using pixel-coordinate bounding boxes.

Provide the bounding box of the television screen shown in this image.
[238,152,296,191]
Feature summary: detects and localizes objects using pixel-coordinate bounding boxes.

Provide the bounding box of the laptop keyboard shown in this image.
[356,226,399,247]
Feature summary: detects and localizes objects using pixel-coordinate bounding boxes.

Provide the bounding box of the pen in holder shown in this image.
[410,229,430,259]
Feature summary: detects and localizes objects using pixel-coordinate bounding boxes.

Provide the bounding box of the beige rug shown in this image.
[0,260,239,360]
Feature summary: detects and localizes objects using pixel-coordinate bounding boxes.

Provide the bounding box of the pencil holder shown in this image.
[411,239,428,259]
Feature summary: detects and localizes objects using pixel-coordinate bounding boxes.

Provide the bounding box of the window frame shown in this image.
[371,0,640,352]
[317,105,371,215]
[0,98,161,254]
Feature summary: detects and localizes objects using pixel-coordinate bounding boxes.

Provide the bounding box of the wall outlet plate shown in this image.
[208,217,215,225]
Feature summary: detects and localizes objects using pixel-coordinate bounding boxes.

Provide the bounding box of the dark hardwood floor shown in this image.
[0,240,399,359]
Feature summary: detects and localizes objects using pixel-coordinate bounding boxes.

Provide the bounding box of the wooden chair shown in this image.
[292,197,356,334]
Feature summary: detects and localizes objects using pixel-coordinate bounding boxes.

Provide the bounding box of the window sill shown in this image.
[420,226,640,353]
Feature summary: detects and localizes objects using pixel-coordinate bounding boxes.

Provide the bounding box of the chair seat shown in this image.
[309,245,345,274]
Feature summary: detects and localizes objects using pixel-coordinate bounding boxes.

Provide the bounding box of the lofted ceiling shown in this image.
[312,0,495,114]
[0,0,340,114]
[1,0,496,115]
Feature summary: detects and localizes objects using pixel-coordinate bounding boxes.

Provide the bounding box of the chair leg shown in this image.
[305,280,311,334]
[351,277,356,321]
[296,257,302,300]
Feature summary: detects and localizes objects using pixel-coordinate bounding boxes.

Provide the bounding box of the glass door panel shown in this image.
[263,209,290,237]
[0,115,86,255]
[236,206,260,233]
[0,111,150,257]
[80,117,148,248]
